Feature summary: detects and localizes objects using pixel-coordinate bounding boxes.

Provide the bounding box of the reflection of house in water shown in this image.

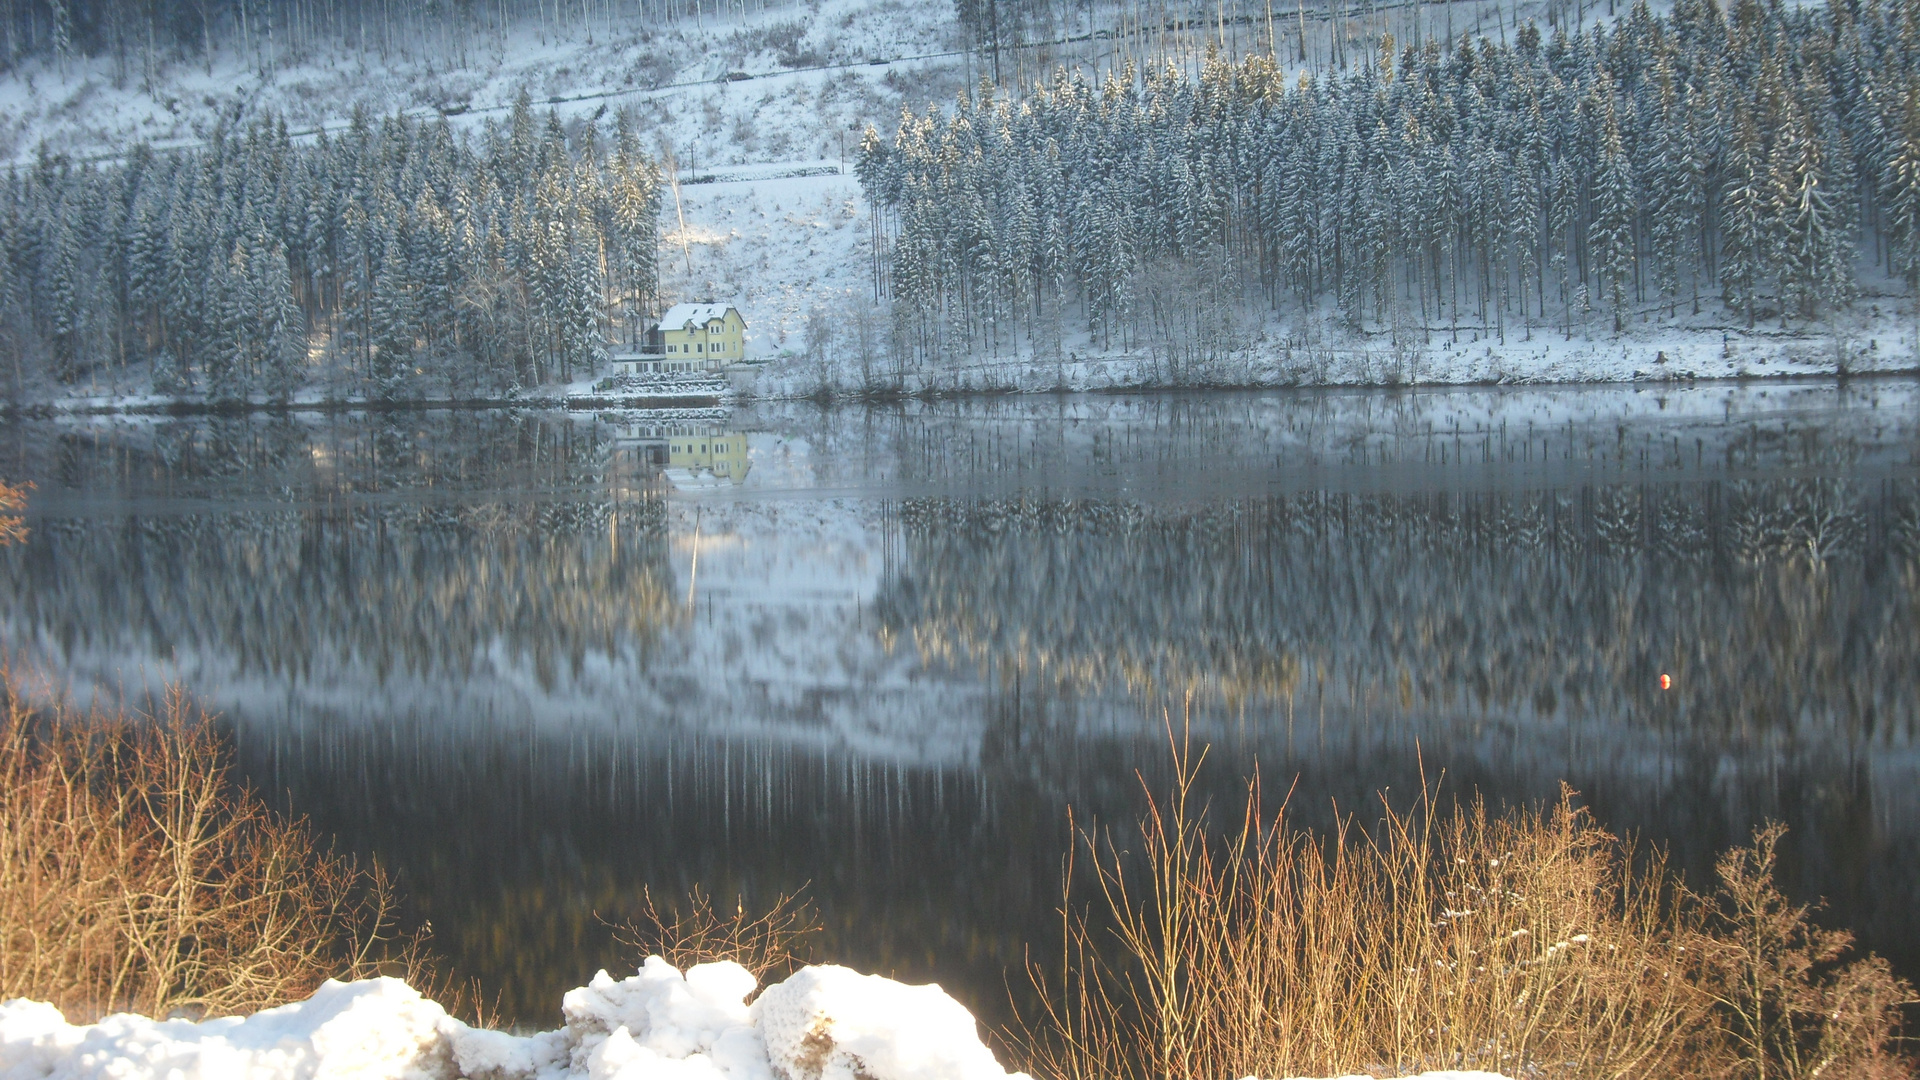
[611,422,750,488]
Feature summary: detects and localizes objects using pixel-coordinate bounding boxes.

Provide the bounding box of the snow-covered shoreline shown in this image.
[11,360,1917,419]
[741,300,1920,400]
[0,959,1508,1080]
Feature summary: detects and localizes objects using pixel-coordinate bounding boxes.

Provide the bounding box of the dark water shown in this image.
[3,382,1918,1029]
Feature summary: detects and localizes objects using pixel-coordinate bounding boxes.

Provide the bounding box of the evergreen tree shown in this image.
[1773,110,1856,320]
[1593,107,1640,333]
[1881,88,1920,290]
[44,216,81,382]
[1720,108,1772,327]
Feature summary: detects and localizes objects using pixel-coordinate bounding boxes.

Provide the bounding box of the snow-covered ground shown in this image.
[0,0,1642,168]
[744,281,1920,397]
[0,960,1022,1080]
[0,959,1508,1080]
[0,0,961,167]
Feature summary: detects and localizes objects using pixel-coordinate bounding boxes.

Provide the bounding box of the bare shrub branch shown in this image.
[0,669,426,1020]
[1697,823,1915,1080]
[607,884,821,982]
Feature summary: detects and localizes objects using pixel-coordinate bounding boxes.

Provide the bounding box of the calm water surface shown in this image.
[3,383,1918,1027]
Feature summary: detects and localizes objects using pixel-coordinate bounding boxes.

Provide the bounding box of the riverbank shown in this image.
[11,353,1920,419]
[746,300,1920,400]
[1,380,726,419]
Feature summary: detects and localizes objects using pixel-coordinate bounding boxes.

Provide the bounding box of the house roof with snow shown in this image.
[658,303,744,330]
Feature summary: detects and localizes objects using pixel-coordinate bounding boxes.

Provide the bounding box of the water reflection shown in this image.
[611,420,753,490]
[0,384,1915,1028]
[884,477,1920,736]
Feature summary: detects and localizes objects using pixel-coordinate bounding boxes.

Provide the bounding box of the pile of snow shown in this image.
[0,957,1509,1080]
[0,959,1014,1080]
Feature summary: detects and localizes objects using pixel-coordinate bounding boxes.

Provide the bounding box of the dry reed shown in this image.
[0,671,424,1021]
[1018,726,1913,1080]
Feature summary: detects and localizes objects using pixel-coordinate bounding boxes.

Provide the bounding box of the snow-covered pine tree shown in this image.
[1720,107,1772,328]
[203,241,248,404]
[1772,107,1856,321]
[44,214,82,383]
[1592,103,1639,334]
[1880,86,1920,290]
[255,234,306,403]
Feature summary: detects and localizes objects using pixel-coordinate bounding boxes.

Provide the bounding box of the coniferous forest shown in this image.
[860,0,1920,370]
[0,93,660,403]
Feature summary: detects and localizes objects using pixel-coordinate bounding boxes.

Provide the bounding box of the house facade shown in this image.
[611,303,747,376]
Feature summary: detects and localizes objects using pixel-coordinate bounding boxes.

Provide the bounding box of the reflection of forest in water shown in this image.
[884,476,1920,739]
[2,392,1918,1029]
[0,415,677,690]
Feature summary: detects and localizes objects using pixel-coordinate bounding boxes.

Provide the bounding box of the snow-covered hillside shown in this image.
[4,0,1913,399]
[0,0,1558,166]
[0,0,982,394]
[0,0,963,167]
[659,165,879,362]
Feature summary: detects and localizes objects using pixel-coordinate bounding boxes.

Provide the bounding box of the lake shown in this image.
[2,382,1917,1028]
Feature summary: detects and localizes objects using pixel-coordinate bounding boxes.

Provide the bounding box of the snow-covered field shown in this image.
[659,167,879,363]
[0,959,1508,1080]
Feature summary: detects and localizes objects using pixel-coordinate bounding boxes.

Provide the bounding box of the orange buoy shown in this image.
[1659,673,1672,690]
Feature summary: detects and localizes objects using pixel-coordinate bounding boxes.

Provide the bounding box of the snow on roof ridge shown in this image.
[660,302,740,327]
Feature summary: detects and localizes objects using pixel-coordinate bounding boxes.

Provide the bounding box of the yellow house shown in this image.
[626,303,746,374]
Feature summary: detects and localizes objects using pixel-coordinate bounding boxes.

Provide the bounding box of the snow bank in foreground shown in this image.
[0,960,1010,1080]
[0,958,1507,1080]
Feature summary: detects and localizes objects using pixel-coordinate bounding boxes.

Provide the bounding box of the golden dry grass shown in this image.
[0,672,425,1021]
[1018,727,1914,1080]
